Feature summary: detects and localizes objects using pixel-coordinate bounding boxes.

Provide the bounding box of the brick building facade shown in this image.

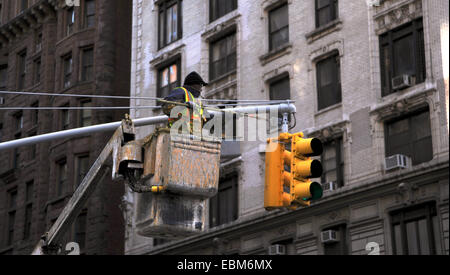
[0,0,131,255]
[126,0,449,255]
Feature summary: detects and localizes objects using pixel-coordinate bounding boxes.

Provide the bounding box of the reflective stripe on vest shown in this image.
[180,87,203,119]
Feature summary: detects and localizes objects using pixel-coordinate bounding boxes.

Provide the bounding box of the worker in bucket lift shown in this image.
[162,71,208,133]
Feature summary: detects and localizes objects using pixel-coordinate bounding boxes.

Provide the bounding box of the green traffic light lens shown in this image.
[310,182,323,200]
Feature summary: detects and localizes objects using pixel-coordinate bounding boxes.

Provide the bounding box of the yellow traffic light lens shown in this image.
[309,138,323,156]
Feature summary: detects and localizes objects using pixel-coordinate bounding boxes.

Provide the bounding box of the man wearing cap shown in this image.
[162,71,209,133]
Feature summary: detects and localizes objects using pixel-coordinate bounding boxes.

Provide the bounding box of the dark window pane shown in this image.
[269,4,289,50]
[317,54,341,110]
[85,0,96,28]
[75,212,87,252]
[393,35,415,77]
[209,175,238,228]
[210,33,236,80]
[394,224,403,255]
[406,221,419,255]
[270,77,290,101]
[82,48,94,82]
[210,0,237,22]
[81,101,92,127]
[386,109,432,165]
[379,18,426,96]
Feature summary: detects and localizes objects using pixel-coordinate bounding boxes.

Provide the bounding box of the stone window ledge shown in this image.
[259,43,293,66]
[314,102,343,117]
[305,19,343,44]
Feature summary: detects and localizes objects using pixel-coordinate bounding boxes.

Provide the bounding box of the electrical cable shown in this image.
[0,90,293,104]
[0,106,162,110]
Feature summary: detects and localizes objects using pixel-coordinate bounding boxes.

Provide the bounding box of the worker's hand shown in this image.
[186,101,195,109]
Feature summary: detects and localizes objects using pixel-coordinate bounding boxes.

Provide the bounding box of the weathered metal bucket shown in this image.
[136,192,206,239]
[135,129,221,239]
[141,130,222,197]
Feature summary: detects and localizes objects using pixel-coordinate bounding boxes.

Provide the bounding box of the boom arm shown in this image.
[32,120,134,255]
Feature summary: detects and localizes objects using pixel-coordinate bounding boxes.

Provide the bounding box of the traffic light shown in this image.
[264,132,323,211]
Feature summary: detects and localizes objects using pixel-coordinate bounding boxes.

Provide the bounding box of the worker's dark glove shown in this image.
[186,101,195,109]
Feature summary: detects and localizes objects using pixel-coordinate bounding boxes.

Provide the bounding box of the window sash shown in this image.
[80,101,92,127]
[210,0,237,22]
[315,0,338,28]
[157,61,180,99]
[81,48,94,82]
[391,203,438,255]
[18,52,27,90]
[84,0,96,28]
[380,18,425,96]
[385,108,432,166]
[63,56,73,88]
[158,0,182,49]
[57,161,68,196]
[317,53,341,110]
[209,175,238,228]
[210,33,236,81]
[66,8,75,36]
[269,4,289,51]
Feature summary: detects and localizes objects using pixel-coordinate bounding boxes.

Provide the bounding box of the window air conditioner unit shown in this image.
[322,181,338,192]
[0,97,4,105]
[321,230,339,244]
[268,244,286,255]
[392,74,413,90]
[385,154,409,171]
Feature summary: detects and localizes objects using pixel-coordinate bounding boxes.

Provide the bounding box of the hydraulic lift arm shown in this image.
[31,119,135,255]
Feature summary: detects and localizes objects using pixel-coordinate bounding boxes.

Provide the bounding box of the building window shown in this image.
[31,101,39,126]
[385,107,433,166]
[0,123,3,142]
[317,52,341,110]
[80,100,92,127]
[28,131,37,160]
[323,224,348,255]
[158,0,182,49]
[210,32,236,81]
[321,138,344,188]
[61,104,70,130]
[269,3,289,51]
[315,0,338,28]
[269,75,291,101]
[269,76,291,128]
[63,54,73,89]
[23,181,34,240]
[0,64,8,89]
[74,210,87,254]
[7,189,17,246]
[66,7,75,36]
[380,18,425,97]
[210,0,237,22]
[13,134,21,169]
[81,47,94,82]
[84,0,96,28]
[209,174,238,228]
[391,202,440,255]
[35,32,42,52]
[33,58,41,85]
[20,0,28,12]
[75,155,90,187]
[57,160,68,197]
[17,50,27,90]
[14,112,23,132]
[157,61,180,99]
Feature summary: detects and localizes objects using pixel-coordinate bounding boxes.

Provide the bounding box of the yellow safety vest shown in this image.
[168,87,204,129]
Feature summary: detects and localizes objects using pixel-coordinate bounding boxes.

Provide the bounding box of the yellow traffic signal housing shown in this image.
[265,132,323,211]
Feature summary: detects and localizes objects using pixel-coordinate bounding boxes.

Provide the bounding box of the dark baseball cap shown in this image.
[184,71,208,86]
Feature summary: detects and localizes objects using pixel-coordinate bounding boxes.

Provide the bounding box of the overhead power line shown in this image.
[0,90,293,104]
